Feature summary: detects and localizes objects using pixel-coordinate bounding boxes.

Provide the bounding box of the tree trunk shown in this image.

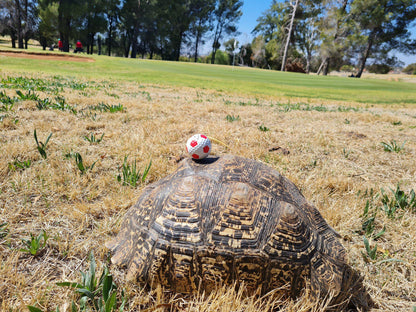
[211,23,222,64]
[131,22,140,58]
[317,59,324,75]
[15,0,23,49]
[356,31,375,78]
[58,1,71,53]
[23,0,28,49]
[194,27,201,62]
[323,59,329,75]
[173,31,185,61]
[123,33,131,58]
[98,36,102,55]
[131,39,138,58]
[90,33,94,54]
[281,0,299,71]
[63,19,70,52]
[108,20,113,56]
[318,0,348,75]
[211,49,217,64]
[87,33,95,54]
[317,57,329,75]
[11,33,16,48]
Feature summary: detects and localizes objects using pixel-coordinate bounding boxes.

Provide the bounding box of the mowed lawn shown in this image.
[1,50,416,105]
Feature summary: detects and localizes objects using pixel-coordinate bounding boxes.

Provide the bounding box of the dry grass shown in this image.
[1,71,415,311]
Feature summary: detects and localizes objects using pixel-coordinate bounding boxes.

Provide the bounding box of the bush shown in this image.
[205,50,230,65]
[285,59,306,73]
[366,64,391,74]
[179,56,192,62]
[403,63,416,75]
[340,65,355,72]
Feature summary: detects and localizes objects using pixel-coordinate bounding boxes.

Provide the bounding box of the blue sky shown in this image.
[236,0,270,43]
[234,0,416,66]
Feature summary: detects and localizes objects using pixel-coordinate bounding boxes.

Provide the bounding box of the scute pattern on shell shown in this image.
[107,155,372,311]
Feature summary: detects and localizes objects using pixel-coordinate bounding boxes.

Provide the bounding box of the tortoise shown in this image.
[106,155,371,310]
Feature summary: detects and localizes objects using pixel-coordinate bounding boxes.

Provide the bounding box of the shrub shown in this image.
[285,59,306,73]
[205,50,230,65]
[340,65,355,72]
[366,64,391,74]
[403,63,416,75]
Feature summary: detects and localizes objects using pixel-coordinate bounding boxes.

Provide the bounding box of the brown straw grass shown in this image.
[1,71,415,311]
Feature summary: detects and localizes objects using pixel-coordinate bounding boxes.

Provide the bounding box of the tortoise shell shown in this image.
[107,155,370,309]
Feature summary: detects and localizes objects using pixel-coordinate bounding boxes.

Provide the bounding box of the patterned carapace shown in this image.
[107,155,372,311]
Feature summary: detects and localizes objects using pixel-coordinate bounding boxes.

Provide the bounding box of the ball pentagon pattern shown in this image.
[186,134,211,159]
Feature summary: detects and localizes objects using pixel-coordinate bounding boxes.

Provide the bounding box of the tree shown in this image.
[238,42,252,66]
[253,1,289,70]
[164,0,195,61]
[223,38,238,65]
[253,0,285,43]
[205,49,229,64]
[15,0,23,48]
[188,0,215,62]
[79,0,107,54]
[22,0,38,49]
[317,0,351,75]
[210,0,243,64]
[281,0,299,71]
[0,0,37,49]
[0,0,25,48]
[350,0,416,78]
[294,1,321,73]
[119,0,156,58]
[104,0,120,56]
[251,35,267,68]
[253,0,321,72]
[37,1,59,50]
[296,17,319,73]
[118,0,134,57]
[53,0,86,52]
[0,0,18,48]
[403,63,416,75]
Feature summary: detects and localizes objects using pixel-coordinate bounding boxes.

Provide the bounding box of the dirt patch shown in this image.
[0,50,95,62]
[345,131,367,139]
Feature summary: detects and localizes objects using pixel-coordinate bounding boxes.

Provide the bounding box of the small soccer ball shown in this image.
[186,134,211,160]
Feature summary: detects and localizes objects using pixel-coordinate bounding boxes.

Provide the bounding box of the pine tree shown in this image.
[210,0,243,64]
[350,0,416,77]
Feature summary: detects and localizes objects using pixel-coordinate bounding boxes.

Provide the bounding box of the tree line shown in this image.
[251,0,416,77]
[1,0,416,77]
[0,0,243,63]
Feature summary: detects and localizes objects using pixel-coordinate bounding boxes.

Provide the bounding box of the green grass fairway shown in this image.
[1,50,416,104]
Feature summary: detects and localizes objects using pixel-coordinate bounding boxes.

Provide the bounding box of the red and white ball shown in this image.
[186,134,211,160]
